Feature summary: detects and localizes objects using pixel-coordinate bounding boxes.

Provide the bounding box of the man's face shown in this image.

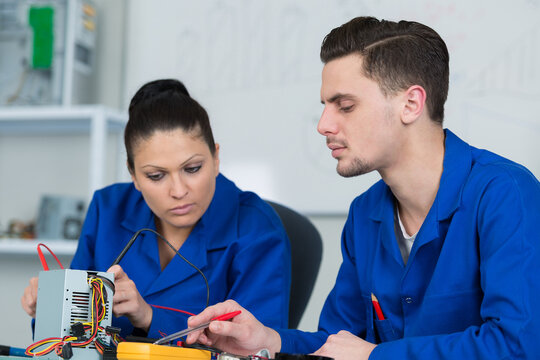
[318,54,403,177]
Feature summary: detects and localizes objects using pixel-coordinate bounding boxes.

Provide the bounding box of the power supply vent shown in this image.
[70,291,91,323]
[34,269,114,360]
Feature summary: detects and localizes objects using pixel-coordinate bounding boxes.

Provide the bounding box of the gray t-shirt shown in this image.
[393,203,417,265]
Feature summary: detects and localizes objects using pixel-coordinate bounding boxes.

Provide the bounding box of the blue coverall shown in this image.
[72,174,291,338]
[278,129,540,359]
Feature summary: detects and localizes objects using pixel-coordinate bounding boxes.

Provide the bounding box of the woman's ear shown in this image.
[401,85,426,125]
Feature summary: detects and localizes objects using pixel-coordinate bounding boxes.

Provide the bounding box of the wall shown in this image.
[122,0,540,214]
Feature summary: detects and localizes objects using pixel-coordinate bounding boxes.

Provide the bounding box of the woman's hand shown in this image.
[185,300,281,357]
[108,264,153,331]
[21,276,39,317]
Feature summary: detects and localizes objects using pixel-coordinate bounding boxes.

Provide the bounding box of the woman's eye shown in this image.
[146,173,164,181]
[185,165,202,174]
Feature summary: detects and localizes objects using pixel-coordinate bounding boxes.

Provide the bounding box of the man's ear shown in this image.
[401,85,426,125]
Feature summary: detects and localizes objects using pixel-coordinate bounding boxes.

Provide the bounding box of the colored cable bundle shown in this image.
[25,277,117,358]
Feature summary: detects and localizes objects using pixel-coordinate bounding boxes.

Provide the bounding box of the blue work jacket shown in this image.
[278,129,540,359]
[71,174,291,338]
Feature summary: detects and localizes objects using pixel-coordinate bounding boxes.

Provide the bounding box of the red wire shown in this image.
[37,243,65,271]
[150,304,196,316]
[26,279,108,357]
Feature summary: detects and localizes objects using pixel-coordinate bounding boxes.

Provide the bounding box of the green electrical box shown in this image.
[29,6,54,69]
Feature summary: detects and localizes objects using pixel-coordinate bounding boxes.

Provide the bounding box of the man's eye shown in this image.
[147,173,164,181]
[185,165,202,174]
[340,105,354,112]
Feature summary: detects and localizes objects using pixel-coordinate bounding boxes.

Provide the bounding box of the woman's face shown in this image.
[130,128,219,233]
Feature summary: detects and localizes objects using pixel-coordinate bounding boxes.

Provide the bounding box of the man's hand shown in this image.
[108,264,152,331]
[313,331,376,360]
[21,277,39,317]
[185,300,281,357]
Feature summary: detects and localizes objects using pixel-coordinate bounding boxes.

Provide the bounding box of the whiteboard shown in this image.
[122,0,540,214]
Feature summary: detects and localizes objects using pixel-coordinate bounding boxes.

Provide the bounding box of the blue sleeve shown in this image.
[228,225,291,329]
[147,306,183,338]
[278,209,366,353]
[70,193,99,270]
[370,170,540,359]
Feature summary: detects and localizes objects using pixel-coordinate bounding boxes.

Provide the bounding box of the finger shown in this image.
[312,344,328,357]
[185,311,230,344]
[29,277,39,298]
[20,295,34,317]
[188,300,241,327]
[21,300,36,317]
[107,265,127,280]
[21,279,38,317]
[113,288,133,306]
[186,330,211,345]
[207,318,247,339]
[111,300,132,318]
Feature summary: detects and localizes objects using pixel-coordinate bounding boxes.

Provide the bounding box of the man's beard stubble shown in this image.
[337,157,372,178]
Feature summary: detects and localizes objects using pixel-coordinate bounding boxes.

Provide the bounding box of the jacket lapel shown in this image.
[370,182,404,267]
[139,174,241,297]
[144,228,209,296]
[403,130,473,287]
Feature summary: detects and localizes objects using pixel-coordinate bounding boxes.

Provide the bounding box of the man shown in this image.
[185,16,540,359]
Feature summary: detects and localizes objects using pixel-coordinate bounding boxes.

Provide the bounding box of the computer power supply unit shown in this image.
[34,269,114,360]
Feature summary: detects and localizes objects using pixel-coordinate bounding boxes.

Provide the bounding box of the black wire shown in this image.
[110,227,210,308]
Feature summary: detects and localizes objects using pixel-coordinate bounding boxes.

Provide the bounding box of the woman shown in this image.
[21,79,291,338]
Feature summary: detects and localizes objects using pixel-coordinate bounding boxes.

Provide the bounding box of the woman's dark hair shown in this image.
[125,79,216,173]
[320,16,449,124]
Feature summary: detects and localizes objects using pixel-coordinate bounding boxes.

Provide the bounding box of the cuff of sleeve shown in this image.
[275,328,294,353]
[147,306,190,340]
[146,306,165,339]
[274,328,328,354]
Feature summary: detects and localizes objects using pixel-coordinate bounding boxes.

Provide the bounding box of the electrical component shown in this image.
[28,5,54,69]
[71,322,85,339]
[105,326,121,336]
[36,195,86,240]
[217,353,249,360]
[0,0,97,105]
[31,269,114,360]
[116,342,211,360]
[59,343,73,359]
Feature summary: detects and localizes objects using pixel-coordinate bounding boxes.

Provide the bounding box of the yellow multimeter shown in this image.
[116,342,211,360]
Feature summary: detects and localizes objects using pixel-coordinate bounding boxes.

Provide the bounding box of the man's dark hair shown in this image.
[320,16,449,123]
[125,79,216,173]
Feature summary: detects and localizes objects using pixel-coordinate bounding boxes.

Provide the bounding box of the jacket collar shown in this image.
[197,173,241,250]
[369,129,471,223]
[368,129,472,265]
[435,129,471,221]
